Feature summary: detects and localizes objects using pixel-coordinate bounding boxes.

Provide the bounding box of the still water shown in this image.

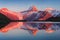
[0,26,60,40]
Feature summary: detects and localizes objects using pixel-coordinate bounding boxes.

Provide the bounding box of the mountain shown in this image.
[21,6,38,13]
[45,8,60,17]
[28,5,38,11]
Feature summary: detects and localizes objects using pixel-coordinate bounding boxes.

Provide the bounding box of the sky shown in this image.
[0,0,60,11]
[0,0,60,40]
